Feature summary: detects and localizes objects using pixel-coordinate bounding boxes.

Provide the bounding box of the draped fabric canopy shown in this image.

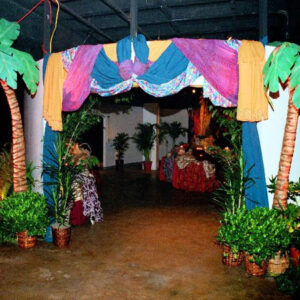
[59,35,240,112]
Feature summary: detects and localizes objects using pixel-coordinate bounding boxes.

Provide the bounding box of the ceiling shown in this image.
[1,0,300,60]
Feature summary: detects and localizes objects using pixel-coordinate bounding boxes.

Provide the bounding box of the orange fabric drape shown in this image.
[43,53,67,131]
[237,40,268,122]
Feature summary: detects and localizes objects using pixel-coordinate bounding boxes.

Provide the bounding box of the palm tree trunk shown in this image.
[0,80,27,192]
[273,89,299,209]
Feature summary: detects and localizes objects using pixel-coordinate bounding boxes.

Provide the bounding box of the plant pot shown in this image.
[245,254,268,276]
[17,231,37,249]
[52,225,71,248]
[115,159,124,170]
[222,244,243,267]
[267,251,289,276]
[143,161,152,173]
[290,246,300,267]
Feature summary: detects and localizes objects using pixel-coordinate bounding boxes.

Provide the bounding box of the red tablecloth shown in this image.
[159,157,167,181]
[70,200,87,226]
[172,161,218,192]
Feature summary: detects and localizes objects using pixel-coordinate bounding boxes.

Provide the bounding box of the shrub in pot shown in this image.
[217,207,246,266]
[112,132,130,170]
[132,123,156,173]
[240,207,290,276]
[0,191,49,248]
[280,204,300,267]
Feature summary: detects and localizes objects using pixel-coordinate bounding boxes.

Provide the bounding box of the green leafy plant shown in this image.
[240,207,291,266]
[112,132,130,161]
[43,135,83,227]
[208,107,247,214]
[217,207,247,254]
[63,95,102,143]
[275,264,300,297]
[268,176,300,205]
[158,121,188,148]
[132,123,156,161]
[0,145,12,200]
[0,191,49,237]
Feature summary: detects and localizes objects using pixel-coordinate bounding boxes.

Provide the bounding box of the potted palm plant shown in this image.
[158,121,188,149]
[112,132,130,170]
[43,135,83,248]
[132,123,156,173]
[0,191,49,248]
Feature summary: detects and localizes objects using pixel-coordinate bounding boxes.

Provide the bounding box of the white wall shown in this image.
[102,106,143,167]
[159,108,189,158]
[257,46,300,207]
[24,59,44,193]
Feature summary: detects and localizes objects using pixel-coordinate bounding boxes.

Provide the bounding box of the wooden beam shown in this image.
[130,0,138,38]
[259,0,268,42]
[50,0,114,42]
[98,0,151,39]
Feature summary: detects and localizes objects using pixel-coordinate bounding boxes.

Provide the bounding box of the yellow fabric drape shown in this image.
[148,40,172,62]
[237,40,268,122]
[103,43,118,62]
[43,53,67,131]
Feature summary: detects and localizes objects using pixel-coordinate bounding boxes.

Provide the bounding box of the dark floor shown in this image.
[0,170,291,300]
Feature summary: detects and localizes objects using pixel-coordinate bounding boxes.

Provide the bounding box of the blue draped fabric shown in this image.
[90,36,189,91]
[117,35,131,62]
[91,48,123,89]
[242,122,269,209]
[43,54,58,242]
[133,34,149,63]
[138,43,189,85]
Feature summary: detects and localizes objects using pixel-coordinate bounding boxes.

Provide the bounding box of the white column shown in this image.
[24,59,44,193]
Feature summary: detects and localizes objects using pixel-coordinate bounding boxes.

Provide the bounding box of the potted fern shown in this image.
[132,123,156,173]
[112,132,130,170]
[0,191,49,248]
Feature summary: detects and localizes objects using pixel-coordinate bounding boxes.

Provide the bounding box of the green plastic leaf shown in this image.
[0,51,18,89]
[0,18,20,47]
[290,56,300,89]
[263,43,299,94]
[292,85,300,109]
[0,43,13,55]
[12,49,39,94]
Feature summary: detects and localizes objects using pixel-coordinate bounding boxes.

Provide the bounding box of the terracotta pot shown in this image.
[222,244,243,267]
[244,254,268,276]
[267,251,289,276]
[52,226,71,248]
[17,231,37,249]
[290,246,300,267]
[143,161,152,173]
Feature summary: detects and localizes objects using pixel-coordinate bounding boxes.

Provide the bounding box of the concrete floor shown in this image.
[0,170,291,300]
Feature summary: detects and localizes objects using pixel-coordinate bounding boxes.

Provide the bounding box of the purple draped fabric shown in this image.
[172,39,238,105]
[63,44,103,111]
[118,58,151,81]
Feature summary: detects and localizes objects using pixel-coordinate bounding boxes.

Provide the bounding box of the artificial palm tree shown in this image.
[263,42,300,209]
[0,18,39,192]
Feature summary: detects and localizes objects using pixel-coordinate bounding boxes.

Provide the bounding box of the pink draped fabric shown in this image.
[63,44,103,111]
[172,39,238,105]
